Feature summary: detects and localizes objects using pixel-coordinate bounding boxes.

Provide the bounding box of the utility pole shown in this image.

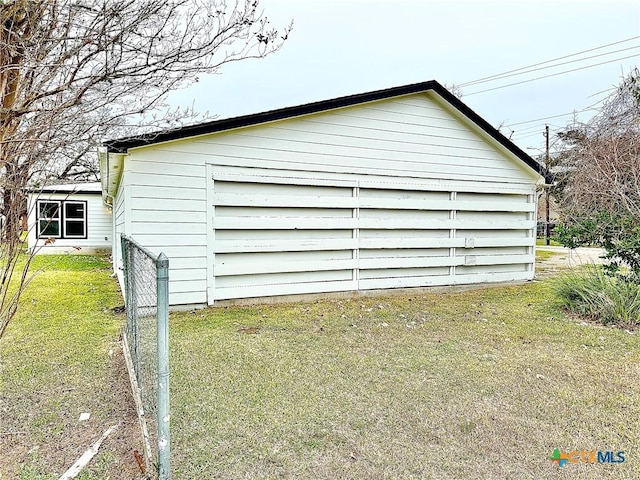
[544,124,550,246]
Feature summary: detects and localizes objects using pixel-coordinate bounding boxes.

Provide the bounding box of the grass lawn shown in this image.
[536,238,562,246]
[0,255,143,480]
[170,282,640,479]
[3,251,639,479]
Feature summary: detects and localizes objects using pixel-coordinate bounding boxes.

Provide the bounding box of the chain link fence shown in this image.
[121,235,170,479]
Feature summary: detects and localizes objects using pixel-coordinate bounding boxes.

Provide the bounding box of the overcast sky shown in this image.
[167,0,640,153]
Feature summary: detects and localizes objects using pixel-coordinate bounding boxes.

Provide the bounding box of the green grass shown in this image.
[4,254,640,479]
[170,282,640,479]
[536,238,562,246]
[535,249,557,262]
[0,255,142,479]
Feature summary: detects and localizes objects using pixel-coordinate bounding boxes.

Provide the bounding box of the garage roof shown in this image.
[103,80,550,182]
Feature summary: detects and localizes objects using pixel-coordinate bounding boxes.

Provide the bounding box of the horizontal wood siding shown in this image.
[125,151,208,306]
[212,179,357,300]
[154,92,537,186]
[123,91,541,305]
[211,173,536,301]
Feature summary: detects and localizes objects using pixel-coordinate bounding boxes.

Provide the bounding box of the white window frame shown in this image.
[63,200,87,239]
[37,200,62,239]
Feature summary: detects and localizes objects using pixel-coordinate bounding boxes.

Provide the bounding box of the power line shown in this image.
[511,124,553,135]
[460,45,638,87]
[512,125,566,138]
[512,128,561,141]
[501,81,620,131]
[459,35,640,87]
[587,85,619,98]
[464,54,638,96]
[511,123,562,137]
[505,108,597,127]
[508,123,549,134]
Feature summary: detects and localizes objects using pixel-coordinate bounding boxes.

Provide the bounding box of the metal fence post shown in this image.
[121,234,171,478]
[156,252,170,479]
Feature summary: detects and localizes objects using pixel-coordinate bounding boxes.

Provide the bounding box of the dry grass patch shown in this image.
[0,255,143,480]
[170,281,640,479]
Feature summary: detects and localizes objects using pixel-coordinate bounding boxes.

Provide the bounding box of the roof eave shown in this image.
[99,149,125,206]
[103,79,551,183]
[104,81,447,153]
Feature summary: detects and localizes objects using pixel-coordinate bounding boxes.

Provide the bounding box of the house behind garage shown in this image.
[100,81,547,307]
[27,182,112,254]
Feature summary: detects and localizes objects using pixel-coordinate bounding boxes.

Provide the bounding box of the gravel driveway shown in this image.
[535,246,606,278]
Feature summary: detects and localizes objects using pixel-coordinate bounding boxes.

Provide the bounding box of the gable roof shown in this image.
[103,80,550,182]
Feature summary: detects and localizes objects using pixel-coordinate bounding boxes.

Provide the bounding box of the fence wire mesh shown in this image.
[121,235,170,479]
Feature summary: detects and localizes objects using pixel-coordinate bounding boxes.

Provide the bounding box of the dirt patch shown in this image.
[0,345,145,479]
[100,345,148,478]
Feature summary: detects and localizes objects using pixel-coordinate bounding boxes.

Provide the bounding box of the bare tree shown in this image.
[555,69,640,277]
[0,0,290,338]
[557,70,640,218]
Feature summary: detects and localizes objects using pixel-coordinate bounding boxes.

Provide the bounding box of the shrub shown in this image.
[556,213,640,282]
[555,265,640,327]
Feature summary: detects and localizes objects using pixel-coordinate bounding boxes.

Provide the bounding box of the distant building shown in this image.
[27,182,112,254]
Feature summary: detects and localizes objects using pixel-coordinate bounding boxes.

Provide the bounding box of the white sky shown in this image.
[167,0,640,153]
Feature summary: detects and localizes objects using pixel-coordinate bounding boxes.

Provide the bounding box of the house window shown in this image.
[38,201,61,238]
[64,202,86,238]
[37,200,87,239]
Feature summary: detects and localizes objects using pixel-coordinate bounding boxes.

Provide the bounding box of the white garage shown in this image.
[99,81,547,307]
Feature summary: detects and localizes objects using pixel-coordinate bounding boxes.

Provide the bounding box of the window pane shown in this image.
[40,219,60,236]
[39,202,59,218]
[65,202,85,219]
[65,220,85,237]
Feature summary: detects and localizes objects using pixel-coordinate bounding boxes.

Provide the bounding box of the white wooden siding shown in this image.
[123,150,208,306]
[156,92,538,187]
[28,193,112,254]
[120,91,541,306]
[210,174,536,302]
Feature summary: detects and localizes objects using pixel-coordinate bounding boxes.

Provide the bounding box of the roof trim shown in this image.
[27,182,102,195]
[104,80,551,182]
[33,189,102,195]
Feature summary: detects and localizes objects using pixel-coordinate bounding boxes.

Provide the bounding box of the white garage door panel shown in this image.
[216,238,359,253]
[216,270,354,289]
[359,238,460,249]
[359,273,452,290]
[360,266,452,280]
[456,263,527,274]
[216,206,355,218]
[215,280,358,300]
[215,216,358,230]
[210,175,536,302]
[216,258,357,276]
[360,248,451,258]
[213,193,359,209]
[215,229,354,241]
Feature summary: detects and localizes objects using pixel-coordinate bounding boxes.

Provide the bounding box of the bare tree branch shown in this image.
[0,0,291,338]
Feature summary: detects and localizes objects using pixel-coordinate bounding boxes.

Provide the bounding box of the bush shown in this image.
[556,213,640,282]
[555,265,640,327]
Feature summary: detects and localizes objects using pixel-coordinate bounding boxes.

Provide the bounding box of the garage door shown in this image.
[210,174,536,302]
